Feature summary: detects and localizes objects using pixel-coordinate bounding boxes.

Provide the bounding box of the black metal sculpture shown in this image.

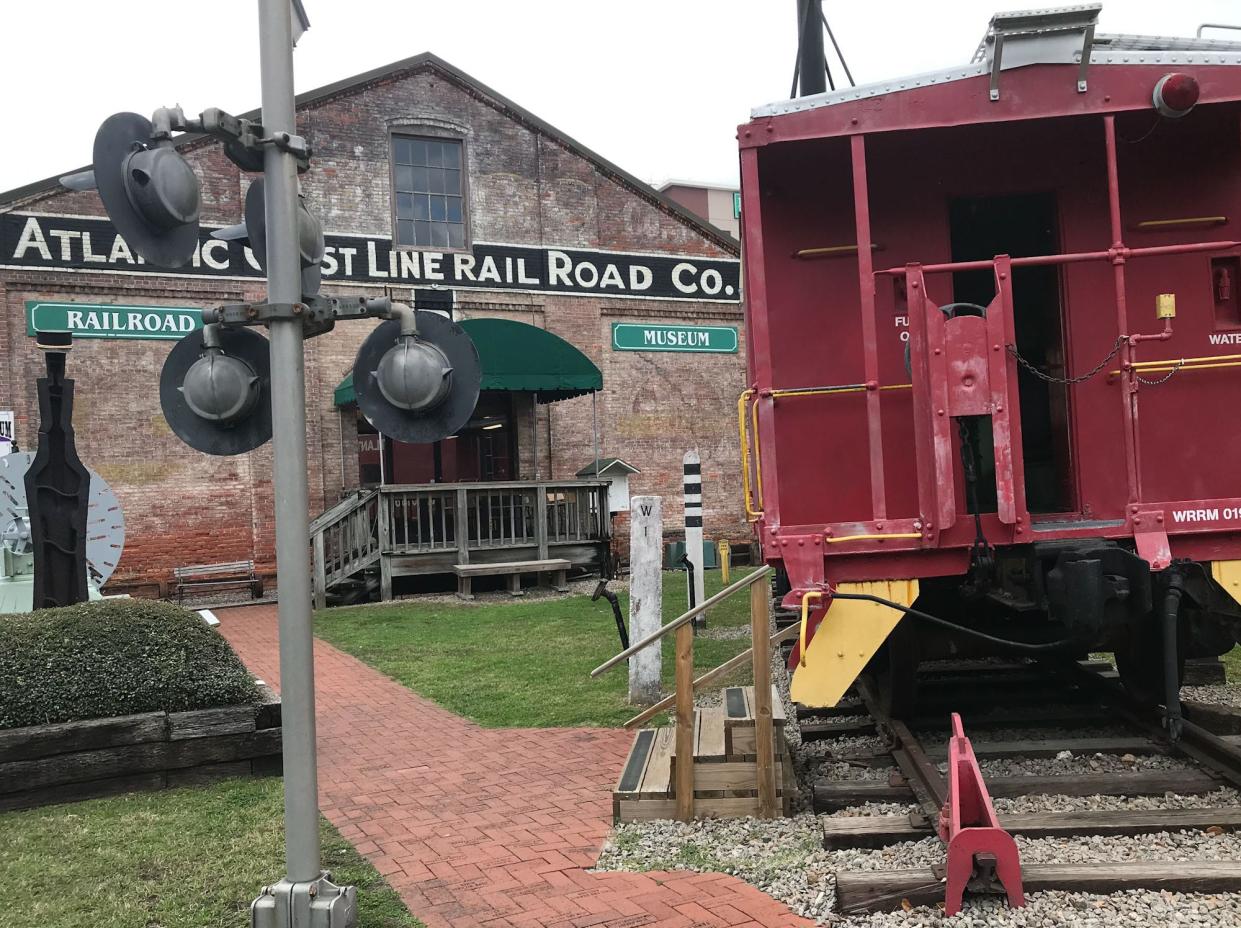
[24,330,90,608]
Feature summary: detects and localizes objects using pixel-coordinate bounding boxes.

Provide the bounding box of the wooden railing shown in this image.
[591,565,792,822]
[311,480,609,605]
[377,480,607,556]
[311,488,382,595]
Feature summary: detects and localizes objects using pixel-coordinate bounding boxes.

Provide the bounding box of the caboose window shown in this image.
[391,134,467,250]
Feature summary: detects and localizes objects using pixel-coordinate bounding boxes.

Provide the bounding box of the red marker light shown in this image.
[1153,73,1200,118]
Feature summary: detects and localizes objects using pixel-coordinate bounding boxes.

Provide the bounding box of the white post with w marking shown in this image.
[629,495,663,704]
[683,450,706,625]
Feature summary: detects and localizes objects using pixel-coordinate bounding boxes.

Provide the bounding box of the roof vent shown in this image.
[973,4,1102,101]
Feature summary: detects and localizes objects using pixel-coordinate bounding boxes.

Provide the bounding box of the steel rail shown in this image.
[818,658,1241,913]
[1053,660,1241,792]
[856,675,946,821]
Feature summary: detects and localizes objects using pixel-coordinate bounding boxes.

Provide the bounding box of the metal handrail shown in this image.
[589,565,773,677]
[623,622,799,729]
[738,389,763,521]
[876,239,1240,277]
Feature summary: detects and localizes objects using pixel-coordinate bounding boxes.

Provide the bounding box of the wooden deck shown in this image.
[311,480,610,603]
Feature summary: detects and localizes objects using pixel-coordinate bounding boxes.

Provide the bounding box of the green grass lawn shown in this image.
[0,777,421,928]
[314,569,759,728]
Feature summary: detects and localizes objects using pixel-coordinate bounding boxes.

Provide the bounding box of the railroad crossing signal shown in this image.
[64,113,479,456]
[90,112,202,268]
[213,177,325,299]
[58,1,480,924]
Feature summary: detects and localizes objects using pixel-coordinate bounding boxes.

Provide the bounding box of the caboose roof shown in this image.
[752,5,1241,120]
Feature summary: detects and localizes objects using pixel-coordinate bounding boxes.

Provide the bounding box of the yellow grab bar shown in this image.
[1132,352,1241,368]
[799,590,824,668]
[751,397,764,515]
[1111,353,1241,376]
[825,532,924,544]
[1128,360,1241,375]
[1135,216,1228,230]
[770,383,912,399]
[738,390,763,521]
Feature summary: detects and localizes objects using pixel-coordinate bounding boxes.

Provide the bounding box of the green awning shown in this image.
[334,372,357,407]
[333,317,602,407]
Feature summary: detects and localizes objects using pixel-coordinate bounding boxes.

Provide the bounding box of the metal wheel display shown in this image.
[0,452,126,587]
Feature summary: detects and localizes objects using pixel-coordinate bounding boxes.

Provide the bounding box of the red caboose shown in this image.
[738,5,1241,722]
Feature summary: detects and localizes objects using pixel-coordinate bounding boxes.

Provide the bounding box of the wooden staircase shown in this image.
[613,685,795,823]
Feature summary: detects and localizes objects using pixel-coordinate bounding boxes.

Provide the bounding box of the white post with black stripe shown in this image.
[683,449,706,625]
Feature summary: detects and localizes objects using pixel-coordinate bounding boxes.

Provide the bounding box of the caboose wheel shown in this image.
[874,619,920,718]
[1115,615,1187,709]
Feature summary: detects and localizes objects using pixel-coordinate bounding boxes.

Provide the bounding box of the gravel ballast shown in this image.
[1183,683,1241,707]
[595,648,1241,925]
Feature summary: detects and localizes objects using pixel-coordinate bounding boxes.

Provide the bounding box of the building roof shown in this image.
[657,180,740,193]
[0,52,738,254]
[576,458,640,477]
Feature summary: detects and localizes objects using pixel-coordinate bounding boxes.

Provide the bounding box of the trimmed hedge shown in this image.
[0,599,258,729]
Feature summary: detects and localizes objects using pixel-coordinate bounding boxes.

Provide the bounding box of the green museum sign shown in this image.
[611,322,738,354]
[25,301,203,340]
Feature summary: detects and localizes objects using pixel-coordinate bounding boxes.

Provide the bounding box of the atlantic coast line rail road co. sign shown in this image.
[2,212,741,304]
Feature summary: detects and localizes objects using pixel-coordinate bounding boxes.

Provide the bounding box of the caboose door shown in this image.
[947,193,1076,518]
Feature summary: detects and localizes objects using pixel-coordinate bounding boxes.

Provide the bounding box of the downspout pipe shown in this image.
[592,580,629,650]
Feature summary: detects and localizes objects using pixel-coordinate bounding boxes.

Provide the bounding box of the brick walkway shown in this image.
[217,606,812,928]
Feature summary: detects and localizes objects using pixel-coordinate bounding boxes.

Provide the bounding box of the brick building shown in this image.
[0,53,747,593]
[658,181,742,240]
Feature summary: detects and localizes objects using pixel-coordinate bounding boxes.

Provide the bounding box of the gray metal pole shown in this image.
[257,0,321,883]
[795,0,827,96]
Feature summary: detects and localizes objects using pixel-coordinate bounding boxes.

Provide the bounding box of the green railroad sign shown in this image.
[611,322,738,354]
[25,301,203,340]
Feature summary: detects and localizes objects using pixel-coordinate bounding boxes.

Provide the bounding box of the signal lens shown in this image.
[1153,73,1200,118]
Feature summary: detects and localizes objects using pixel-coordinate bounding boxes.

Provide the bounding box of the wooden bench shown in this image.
[452,559,572,600]
[173,560,264,603]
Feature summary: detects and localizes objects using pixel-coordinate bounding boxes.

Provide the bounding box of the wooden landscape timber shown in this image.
[0,684,281,811]
[822,807,1241,849]
[814,768,1224,810]
[835,861,1241,914]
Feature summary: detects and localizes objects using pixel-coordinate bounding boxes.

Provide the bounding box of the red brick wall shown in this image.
[0,60,746,590]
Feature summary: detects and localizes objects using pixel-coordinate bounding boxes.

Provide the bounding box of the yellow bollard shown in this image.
[717,539,731,584]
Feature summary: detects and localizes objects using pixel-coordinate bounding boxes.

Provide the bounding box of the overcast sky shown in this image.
[1,1,1238,196]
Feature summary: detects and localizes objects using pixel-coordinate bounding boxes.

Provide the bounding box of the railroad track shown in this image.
[792,655,1241,915]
